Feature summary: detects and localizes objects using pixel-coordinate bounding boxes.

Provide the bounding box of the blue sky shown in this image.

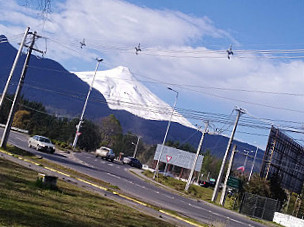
[1,0,304,149]
[126,0,304,48]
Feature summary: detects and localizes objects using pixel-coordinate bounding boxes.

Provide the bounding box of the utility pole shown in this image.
[0,27,30,110]
[211,107,245,202]
[72,58,103,149]
[153,87,178,180]
[132,135,141,158]
[220,144,237,206]
[185,121,209,192]
[1,31,43,148]
[248,146,259,181]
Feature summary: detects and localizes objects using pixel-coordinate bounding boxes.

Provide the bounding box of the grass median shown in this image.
[0,157,174,227]
[5,145,119,190]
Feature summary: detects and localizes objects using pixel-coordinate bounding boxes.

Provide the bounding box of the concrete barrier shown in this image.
[273,212,304,227]
[0,123,29,134]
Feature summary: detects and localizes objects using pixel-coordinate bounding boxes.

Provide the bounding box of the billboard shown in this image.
[260,126,304,194]
[153,144,204,171]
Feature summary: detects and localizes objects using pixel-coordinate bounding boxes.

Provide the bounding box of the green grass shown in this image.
[143,170,235,209]
[5,145,119,190]
[0,157,174,227]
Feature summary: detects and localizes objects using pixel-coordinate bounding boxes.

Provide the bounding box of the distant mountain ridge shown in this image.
[0,35,195,144]
[0,35,264,173]
[74,66,194,128]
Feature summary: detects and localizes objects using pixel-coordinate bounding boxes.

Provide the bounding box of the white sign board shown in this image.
[154,144,204,171]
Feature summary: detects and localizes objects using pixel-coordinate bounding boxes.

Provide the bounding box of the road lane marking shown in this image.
[188,203,252,226]
[162,194,174,199]
[114,192,148,207]
[159,210,204,227]
[106,173,121,179]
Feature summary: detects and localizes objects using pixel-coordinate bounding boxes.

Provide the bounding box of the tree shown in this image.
[243,174,271,197]
[77,120,101,151]
[242,174,287,204]
[100,114,123,149]
[200,149,222,179]
[12,110,31,129]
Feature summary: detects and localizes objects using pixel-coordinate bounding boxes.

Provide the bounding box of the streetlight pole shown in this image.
[132,135,141,158]
[72,58,103,149]
[185,121,209,191]
[243,150,250,172]
[153,87,178,180]
[248,146,259,181]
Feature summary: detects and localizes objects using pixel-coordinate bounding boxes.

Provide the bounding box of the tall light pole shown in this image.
[132,135,141,158]
[248,146,259,181]
[72,58,103,149]
[185,121,209,191]
[243,150,250,172]
[153,87,178,180]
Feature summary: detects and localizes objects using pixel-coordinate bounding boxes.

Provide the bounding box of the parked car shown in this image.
[95,146,115,162]
[122,156,142,169]
[199,180,210,188]
[28,135,55,154]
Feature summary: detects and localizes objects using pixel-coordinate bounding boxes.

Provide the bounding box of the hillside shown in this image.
[0,35,264,172]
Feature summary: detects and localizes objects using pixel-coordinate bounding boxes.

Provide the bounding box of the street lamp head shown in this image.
[96,58,103,62]
[167,87,179,96]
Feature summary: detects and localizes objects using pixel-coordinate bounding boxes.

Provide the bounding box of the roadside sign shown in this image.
[154,144,204,171]
[76,131,82,136]
[166,155,172,163]
[227,176,241,189]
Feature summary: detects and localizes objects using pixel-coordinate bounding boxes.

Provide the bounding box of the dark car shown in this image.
[122,157,142,169]
[199,180,210,188]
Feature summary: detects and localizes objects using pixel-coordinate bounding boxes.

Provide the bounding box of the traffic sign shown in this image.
[227,176,241,189]
[166,155,172,163]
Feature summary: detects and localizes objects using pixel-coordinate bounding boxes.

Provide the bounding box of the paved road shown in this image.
[1,128,267,227]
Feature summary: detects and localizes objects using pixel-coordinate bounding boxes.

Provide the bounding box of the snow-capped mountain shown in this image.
[74,66,194,129]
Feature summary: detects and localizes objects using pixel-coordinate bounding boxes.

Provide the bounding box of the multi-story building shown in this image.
[260,126,304,194]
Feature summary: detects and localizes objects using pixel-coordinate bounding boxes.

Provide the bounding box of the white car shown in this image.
[28,135,55,154]
[95,146,115,162]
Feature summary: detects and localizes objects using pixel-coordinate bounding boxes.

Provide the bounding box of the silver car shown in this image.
[28,135,55,153]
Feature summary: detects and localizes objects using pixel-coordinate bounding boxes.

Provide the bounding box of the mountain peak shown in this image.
[74,67,194,129]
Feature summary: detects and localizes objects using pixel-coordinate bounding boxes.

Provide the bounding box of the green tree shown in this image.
[100,114,123,149]
[12,110,31,129]
[200,149,222,179]
[77,120,101,151]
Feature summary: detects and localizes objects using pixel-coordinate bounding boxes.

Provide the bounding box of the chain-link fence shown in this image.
[239,192,281,221]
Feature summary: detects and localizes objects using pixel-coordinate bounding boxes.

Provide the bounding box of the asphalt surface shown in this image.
[1,128,268,227]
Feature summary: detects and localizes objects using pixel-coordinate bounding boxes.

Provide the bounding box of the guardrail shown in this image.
[0,123,29,134]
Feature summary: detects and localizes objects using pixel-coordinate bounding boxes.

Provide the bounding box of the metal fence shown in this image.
[239,193,281,221]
